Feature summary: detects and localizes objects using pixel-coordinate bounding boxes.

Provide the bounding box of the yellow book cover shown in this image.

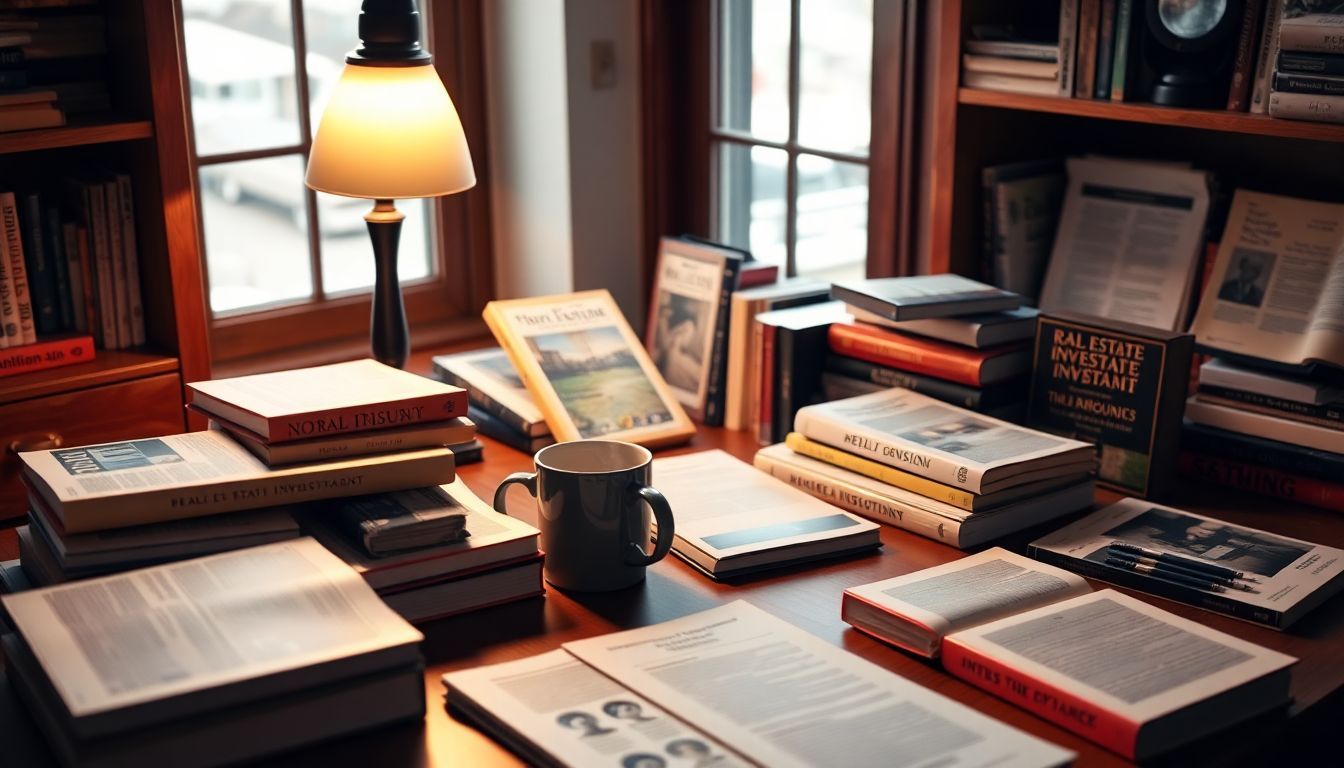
[785,432,977,510]
[483,290,696,448]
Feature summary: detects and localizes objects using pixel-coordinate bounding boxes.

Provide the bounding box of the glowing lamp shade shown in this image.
[306,62,476,200]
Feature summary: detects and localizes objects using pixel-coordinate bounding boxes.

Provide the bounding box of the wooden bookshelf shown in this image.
[0,118,154,156]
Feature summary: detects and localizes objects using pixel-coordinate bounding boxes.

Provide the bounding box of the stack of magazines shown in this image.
[754,388,1096,549]
[432,348,554,454]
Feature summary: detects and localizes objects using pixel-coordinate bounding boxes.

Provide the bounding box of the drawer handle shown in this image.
[9,433,63,454]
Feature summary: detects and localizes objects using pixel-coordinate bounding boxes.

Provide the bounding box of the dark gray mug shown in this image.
[493,440,675,591]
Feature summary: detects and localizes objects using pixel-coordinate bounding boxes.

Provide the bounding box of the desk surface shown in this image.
[2,359,1341,767]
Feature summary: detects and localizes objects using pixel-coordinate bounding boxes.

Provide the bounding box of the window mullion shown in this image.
[289,0,324,302]
[784,0,802,276]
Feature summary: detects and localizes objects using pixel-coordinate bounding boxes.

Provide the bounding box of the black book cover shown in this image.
[769,304,851,444]
[1272,70,1344,95]
[434,361,538,438]
[1198,384,1343,424]
[1027,312,1193,498]
[823,354,1031,410]
[43,206,71,330]
[1279,50,1344,76]
[702,256,742,427]
[1181,422,1344,480]
[19,193,58,335]
[468,405,551,454]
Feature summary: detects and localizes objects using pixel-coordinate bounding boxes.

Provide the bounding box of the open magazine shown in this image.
[445,601,1072,768]
[1190,190,1344,371]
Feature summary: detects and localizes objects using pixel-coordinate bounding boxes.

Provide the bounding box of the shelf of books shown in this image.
[958,87,1344,143]
[0,118,153,155]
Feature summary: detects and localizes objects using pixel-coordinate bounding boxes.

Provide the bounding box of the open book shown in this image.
[445,600,1073,768]
[1190,190,1344,372]
[843,549,1296,761]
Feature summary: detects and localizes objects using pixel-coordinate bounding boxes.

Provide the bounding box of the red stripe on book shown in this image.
[827,323,1005,387]
[0,335,94,378]
[1177,452,1344,513]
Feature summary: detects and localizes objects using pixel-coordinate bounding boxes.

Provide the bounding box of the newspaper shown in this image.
[794,388,1095,494]
[561,601,1073,768]
[0,538,423,720]
[445,650,751,768]
[1190,190,1344,368]
[1039,157,1211,331]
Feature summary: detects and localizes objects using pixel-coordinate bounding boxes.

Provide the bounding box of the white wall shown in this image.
[483,0,646,327]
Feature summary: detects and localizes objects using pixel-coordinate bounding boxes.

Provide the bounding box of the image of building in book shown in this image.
[1217,249,1275,308]
[527,328,673,437]
[1092,507,1311,577]
[651,291,711,392]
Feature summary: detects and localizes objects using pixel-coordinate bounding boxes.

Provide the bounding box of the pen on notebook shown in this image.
[1108,551,1259,592]
[1107,542,1253,582]
[1105,556,1228,593]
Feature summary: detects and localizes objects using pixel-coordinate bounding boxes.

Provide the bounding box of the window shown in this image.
[180,0,490,365]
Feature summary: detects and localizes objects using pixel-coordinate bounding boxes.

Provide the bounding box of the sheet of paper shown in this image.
[563,601,1074,768]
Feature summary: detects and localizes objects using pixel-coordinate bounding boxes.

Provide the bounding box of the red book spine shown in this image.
[1226,0,1264,111]
[827,323,985,387]
[758,323,777,444]
[1177,452,1344,513]
[0,335,94,378]
[941,637,1140,759]
[737,262,779,289]
[265,391,470,443]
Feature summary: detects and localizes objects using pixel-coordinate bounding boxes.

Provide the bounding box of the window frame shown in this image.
[180,0,494,370]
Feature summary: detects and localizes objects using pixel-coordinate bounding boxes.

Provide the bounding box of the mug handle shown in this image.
[625,484,674,567]
[493,472,538,515]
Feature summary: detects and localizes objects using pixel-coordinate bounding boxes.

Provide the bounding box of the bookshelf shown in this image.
[927,0,1344,276]
[0,2,209,520]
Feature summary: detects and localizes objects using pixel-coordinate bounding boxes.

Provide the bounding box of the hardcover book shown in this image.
[755,300,852,444]
[1177,451,1344,513]
[0,333,92,378]
[467,404,554,454]
[823,353,1028,411]
[207,412,475,466]
[846,306,1039,348]
[644,235,743,424]
[1027,312,1193,498]
[483,290,695,447]
[830,273,1021,321]
[828,321,1031,387]
[431,347,549,437]
[1182,421,1344,480]
[187,359,468,443]
[1030,497,1344,629]
[723,278,830,431]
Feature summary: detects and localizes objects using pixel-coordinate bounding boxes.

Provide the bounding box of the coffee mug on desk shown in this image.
[493,440,675,591]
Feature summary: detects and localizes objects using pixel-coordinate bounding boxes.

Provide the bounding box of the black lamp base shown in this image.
[366,199,409,369]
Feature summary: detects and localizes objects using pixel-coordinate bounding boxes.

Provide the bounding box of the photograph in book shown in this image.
[529,328,673,434]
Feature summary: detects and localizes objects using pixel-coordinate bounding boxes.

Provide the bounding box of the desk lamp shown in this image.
[306,0,476,368]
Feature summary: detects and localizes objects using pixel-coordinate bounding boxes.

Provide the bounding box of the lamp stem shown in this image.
[365,199,409,368]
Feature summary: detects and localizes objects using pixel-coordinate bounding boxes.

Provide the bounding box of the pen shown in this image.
[1105,556,1228,593]
[1108,551,1259,593]
[1107,542,1252,581]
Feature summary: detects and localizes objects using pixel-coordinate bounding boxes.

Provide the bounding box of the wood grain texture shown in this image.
[0,119,153,155]
[0,351,178,404]
[0,339,1338,765]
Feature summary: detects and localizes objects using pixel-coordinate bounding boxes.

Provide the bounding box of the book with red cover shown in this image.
[0,334,92,378]
[828,322,1029,387]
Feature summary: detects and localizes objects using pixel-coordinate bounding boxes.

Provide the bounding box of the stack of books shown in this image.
[0,11,110,131]
[1180,359,1343,512]
[1,538,428,765]
[432,347,553,454]
[299,479,543,624]
[824,274,1037,423]
[755,387,1096,549]
[961,34,1060,96]
[1268,6,1344,123]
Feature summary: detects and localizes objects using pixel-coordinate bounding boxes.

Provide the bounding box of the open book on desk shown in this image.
[444,600,1073,768]
[843,548,1296,761]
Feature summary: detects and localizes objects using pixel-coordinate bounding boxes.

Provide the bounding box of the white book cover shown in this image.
[1184,396,1343,453]
[0,191,37,344]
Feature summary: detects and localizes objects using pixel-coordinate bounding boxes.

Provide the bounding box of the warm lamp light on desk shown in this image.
[305,0,476,369]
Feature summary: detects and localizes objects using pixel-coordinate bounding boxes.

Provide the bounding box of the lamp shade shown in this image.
[306,61,476,200]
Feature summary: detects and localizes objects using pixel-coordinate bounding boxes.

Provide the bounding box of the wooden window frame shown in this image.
[181,0,494,371]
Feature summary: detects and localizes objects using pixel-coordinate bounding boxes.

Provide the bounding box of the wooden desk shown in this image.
[2,404,1340,767]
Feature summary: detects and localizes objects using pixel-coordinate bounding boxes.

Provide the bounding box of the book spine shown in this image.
[20,193,57,334]
[1028,545,1285,628]
[784,432,977,509]
[1269,90,1344,121]
[43,207,71,330]
[1249,0,1283,114]
[1278,17,1344,55]
[75,225,96,341]
[941,637,1140,759]
[1199,385,1342,424]
[1278,50,1344,75]
[115,174,145,346]
[60,221,85,334]
[1177,452,1344,513]
[981,167,998,286]
[1058,0,1079,97]
[469,405,553,453]
[0,334,93,378]
[964,41,1060,61]
[1227,0,1264,110]
[773,324,796,444]
[38,449,457,534]
[0,70,27,90]
[85,182,118,349]
[723,295,750,431]
[254,425,477,466]
[824,354,985,408]
[1188,397,1340,452]
[827,324,982,387]
[754,450,967,546]
[1094,0,1116,98]
[702,258,740,427]
[1182,425,1343,479]
[1075,0,1099,98]
[757,321,777,445]
[263,391,470,443]
[0,47,23,66]
[1273,70,1344,95]
[1109,0,1133,100]
[0,220,14,348]
[103,180,132,346]
[433,364,540,437]
[0,194,35,344]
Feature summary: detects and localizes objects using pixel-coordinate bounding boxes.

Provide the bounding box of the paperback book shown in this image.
[431,347,550,437]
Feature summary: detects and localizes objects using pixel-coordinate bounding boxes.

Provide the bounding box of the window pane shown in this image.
[715,142,788,268]
[717,0,790,143]
[200,156,314,312]
[797,0,871,155]
[182,1,301,157]
[303,0,362,132]
[318,197,433,295]
[794,155,866,280]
